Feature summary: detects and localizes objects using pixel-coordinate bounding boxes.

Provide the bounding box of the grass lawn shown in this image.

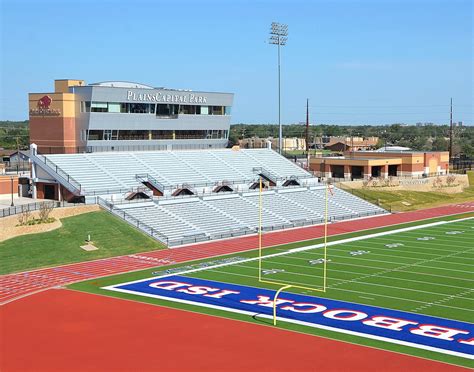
[0,211,165,275]
[346,186,474,212]
[467,170,474,185]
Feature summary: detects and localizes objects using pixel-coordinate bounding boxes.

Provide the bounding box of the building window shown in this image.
[91,102,108,112]
[179,105,197,115]
[211,106,224,115]
[108,103,121,113]
[85,101,91,112]
[175,130,207,139]
[118,130,148,140]
[156,104,179,118]
[151,130,174,139]
[129,103,148,113]
[88,130,104,140]
[225,106,231,115]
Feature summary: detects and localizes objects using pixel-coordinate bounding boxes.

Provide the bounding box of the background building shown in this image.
[310,151,449,180]
[29,80,233,154]
[239,136,306,151]
[323,136,379,152]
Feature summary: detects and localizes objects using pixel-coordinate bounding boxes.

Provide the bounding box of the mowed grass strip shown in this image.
[184,219,474,322]
[347,185,474,212]
[0,211,164,275]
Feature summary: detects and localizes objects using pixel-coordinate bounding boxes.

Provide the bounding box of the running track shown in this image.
[2,289,467,371]
[1,202,473,304]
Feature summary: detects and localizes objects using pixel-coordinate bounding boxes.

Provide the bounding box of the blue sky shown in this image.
[0,0,472,124]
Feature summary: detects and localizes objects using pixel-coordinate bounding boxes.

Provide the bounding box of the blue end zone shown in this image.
[104,275,473,359]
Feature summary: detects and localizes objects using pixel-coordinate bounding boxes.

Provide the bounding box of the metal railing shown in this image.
[97,196,169,246]
[0,200,83,218]
[135,174,166,193]
[32,151,84,194]
[102,192,387,247]
[164,209,387,247]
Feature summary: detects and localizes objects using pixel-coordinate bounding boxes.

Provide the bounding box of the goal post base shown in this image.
[273,284,292,326]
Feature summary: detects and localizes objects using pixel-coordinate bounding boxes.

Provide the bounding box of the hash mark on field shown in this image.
[359,296,374,300]
[412,288,474,313]
[327,247,474,292]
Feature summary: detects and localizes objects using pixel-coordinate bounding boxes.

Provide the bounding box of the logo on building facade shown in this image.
[127,90,208,104]
[30,95,61,116]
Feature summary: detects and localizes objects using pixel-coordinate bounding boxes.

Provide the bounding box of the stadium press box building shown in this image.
[29,79,233,154]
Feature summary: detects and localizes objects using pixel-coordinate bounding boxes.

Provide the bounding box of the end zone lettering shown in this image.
[104,276,474,359]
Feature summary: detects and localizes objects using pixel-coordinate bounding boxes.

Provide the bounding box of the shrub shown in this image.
[446,175,457,186]
[38,202,54,223]
[17,206,31,226]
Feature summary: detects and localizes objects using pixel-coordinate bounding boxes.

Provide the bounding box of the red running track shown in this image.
[1,202,473,304]
[1,289,468,372]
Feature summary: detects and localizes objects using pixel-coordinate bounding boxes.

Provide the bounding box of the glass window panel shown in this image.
[201,106,209,115]
[108,103,121,113]
[91,102,108,108]
[88,130,104,140]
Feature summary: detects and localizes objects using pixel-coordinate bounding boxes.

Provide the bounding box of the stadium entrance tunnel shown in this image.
[172,188,195,196]
[125,191,150,201]
[213,185,234,193]
[282,179,300,187]
[250,174,276,190]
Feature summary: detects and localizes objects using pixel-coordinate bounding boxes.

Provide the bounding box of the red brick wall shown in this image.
[0,176,18,195]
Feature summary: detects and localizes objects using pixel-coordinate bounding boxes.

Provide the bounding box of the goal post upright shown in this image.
[258,176,263,282]
[323,182,329,292]
[257,176,331,325]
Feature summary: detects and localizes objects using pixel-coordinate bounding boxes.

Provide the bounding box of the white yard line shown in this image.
[331,236,474,254]
[266,253,474,282]
[200,269,473,313]
[109,216,474,288]
[298,251,474,273]
[230,262,474,300]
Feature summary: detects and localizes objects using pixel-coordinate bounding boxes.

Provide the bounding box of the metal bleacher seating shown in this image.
[40,148,387,246]
[115,187,386,246]
[43,148,311,193]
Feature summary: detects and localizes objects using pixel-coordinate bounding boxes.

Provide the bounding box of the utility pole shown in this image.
[16,136,20,174]
[306,99,310,169]
[269,22,288,154]
[449,98,454,162]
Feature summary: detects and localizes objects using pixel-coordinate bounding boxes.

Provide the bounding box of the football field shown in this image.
[70,214,474,367]
[175,217,474,322]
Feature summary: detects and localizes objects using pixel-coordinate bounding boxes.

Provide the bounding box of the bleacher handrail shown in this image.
[97,196,169,246]
[32,151,84,194]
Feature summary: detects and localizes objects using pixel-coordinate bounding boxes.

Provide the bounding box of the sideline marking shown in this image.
[103,275,473,360]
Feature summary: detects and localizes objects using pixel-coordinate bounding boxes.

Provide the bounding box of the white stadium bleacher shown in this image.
[32,147,388,246]
[41,148,313,193]
[114,187,386,246]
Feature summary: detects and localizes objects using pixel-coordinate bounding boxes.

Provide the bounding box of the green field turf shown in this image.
[69,213,474,368]
[0,211,164,274]
[179,217,473,323]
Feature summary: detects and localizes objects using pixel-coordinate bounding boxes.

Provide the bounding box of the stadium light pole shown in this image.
[269,22,288,154]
